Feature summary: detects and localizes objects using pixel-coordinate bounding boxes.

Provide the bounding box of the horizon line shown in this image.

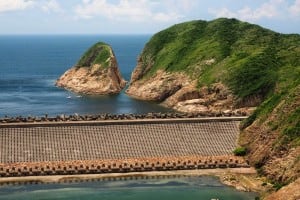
[0,33,154,36]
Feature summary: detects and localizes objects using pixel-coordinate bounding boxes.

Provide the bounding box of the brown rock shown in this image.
[127,67,255,115]
[126,70,190,101]
[56,43,126,95]
[265,178,300,200]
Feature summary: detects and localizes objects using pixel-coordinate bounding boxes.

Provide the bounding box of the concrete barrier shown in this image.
[0,156,250,177]
[0,112,247,126]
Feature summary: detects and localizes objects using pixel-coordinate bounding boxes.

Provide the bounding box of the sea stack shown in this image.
[56,42,126,95]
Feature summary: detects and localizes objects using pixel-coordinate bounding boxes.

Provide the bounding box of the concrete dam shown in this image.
[0,116,249,177]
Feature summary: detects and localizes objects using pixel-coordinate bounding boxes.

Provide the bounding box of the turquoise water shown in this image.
[0,35,171,117]
[0,176,257,200]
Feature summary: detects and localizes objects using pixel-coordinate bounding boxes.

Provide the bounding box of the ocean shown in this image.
[0,35,171,117]
[0,35,257,199]
[0,176,257,200]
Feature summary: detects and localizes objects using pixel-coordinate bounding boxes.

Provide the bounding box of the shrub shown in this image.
[283,108,300,139]
[273,182,285,191]
[233,147,247,156]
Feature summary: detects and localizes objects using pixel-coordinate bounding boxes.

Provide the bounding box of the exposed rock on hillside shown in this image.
[56,42,126,95]
[126,69,190,101]
[240,85,300,188]
[265,178,300,200]
[127,67,250,115]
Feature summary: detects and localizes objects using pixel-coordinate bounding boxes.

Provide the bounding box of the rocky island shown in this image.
[56,42,126,95]
[127,18,300,199]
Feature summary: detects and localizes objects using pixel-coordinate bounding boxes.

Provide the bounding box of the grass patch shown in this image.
[227,48,279,101]
[77,42,112,68]
[233,147,247,156]
[283,108,300,138]
[272,182,286,191]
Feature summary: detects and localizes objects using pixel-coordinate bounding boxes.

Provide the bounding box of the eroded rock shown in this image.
[56,42,126,95]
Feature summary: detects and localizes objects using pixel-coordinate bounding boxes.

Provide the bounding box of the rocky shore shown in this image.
[126,69,255,116]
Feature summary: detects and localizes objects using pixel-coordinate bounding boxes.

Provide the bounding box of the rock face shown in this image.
[56,42,126,95]
[265,177,300,200]
[240,85,300,185]
[126,57,253,116]
[126,68,190,101]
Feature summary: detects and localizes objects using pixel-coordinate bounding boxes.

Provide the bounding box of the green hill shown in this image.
[128,18,300,194]
[139,18,300,104]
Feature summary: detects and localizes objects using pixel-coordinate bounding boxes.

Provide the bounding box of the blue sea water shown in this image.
[0,35,258,199]
[0,176,258,200]
[0,35,171,117]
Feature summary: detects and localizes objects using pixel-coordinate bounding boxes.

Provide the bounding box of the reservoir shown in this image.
[0,176,257,200]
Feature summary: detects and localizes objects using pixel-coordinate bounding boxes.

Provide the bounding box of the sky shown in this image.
[0,0,299,34]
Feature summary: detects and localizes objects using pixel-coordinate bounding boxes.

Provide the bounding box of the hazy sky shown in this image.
[0,0,299,34]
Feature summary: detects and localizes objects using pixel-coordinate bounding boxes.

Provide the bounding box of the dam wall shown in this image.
[0,117,248,177]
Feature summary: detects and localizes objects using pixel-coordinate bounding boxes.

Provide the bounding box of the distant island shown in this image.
[56,42,126,95]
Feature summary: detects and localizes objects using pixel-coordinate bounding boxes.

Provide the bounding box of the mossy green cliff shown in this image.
[127,18,300,199]
[56,42,126,95]
[76,42,112,68]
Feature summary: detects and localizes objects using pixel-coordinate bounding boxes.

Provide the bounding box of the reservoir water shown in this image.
[0,176,257,200]
[0,35,171,117]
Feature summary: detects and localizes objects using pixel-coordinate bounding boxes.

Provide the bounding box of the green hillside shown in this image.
[137,18,300,187]
[76,42,112,68]
[140,18,300,105]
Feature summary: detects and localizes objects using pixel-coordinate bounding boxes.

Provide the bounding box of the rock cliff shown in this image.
[56,42,126,95]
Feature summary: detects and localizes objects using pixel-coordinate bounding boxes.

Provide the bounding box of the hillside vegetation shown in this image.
[76,42,112,68]
[131,18,300,195]
[139,18,300,106]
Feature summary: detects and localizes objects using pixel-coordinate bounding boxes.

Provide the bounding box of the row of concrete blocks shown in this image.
[0,159,250,177]
[0,111,247,123]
